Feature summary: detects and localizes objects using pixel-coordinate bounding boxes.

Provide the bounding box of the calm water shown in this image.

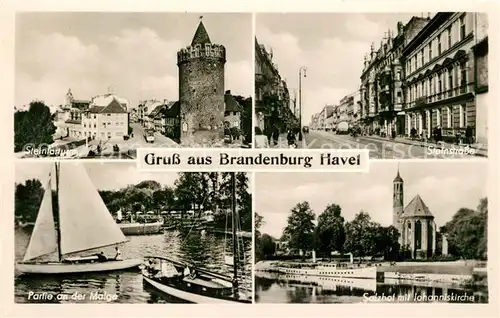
[15,228,252,303]
[255,272,488,304]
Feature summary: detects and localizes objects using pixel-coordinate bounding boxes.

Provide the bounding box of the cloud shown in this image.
[15,162,180,191]
[226,60,252,97]
[16,20,251,107]
[256,162,487,238]
[255,13,421,122]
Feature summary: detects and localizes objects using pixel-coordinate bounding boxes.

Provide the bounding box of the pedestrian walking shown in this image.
[254,127,270,148]
[287,129,297,148]
[272,126,279,146]
[465,125,473,146]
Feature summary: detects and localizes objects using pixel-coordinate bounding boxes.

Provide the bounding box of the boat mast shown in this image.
[54,162,63,262]
[231,172,239,296]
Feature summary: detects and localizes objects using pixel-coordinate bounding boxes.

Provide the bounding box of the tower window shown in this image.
[192,89,196,93]
[214,88,217,93]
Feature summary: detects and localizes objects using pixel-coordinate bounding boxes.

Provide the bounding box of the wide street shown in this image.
[303,130,484,159]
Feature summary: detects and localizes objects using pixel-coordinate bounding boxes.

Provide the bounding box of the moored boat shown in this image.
[119,222,163,235]
[142,256,250,304]
[142,172,251,303]
[15,162,142,275]
[276,262,377,279]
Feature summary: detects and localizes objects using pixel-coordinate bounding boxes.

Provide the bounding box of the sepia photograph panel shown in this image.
[254,161,488,303]
[254,12,488,159]
[14,162,252,303]
[14,12,253,159]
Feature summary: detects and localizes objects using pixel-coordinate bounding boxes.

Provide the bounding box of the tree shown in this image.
[14,101,57,152]
[315,204,346,258]
[260,234,276,257]
[374,225,400,260]
[441,198,488,260]
[283,201,316,254]
[152,186,176,213]
[343,211,379,260]
[15,179,44,223]
[254,212,264,262]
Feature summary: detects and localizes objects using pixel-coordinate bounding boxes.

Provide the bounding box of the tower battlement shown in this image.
[177,43,226,65]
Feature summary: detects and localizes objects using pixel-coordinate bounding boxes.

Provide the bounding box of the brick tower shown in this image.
[393,164,404,244]
[177,18,226,145]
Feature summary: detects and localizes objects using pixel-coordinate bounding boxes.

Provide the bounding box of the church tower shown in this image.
[177,18,226,145]
[393,165,404,240]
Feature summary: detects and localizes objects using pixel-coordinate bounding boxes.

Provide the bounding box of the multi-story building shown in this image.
[255,38,298,134]
[325,111,335,131]
[350,91,361,125]
[337,97,351,126]
[472,14,488,145]
[402,12,488,144]
[224,90,243,129]
[56,89,91,139]
[309,114,320,130]
[316,105,335,130]
[138,99,164,126]
[149,91,244,143]
[82,94,129,141]
[360,16,430,135]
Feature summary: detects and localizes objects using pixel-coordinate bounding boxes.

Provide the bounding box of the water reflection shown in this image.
[15,228,251,303]
[255,271,487,304]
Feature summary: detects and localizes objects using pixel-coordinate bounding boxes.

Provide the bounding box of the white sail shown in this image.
[117,209,123,221]
[23,177,58,262]
[58,163,128,255]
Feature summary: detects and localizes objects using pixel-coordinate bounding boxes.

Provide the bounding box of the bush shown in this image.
[230,127,241,139]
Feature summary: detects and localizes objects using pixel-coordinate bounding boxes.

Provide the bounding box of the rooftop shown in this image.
[401,194,434,218]
[191,21,211,46]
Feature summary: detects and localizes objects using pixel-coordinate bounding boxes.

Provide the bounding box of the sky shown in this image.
[256,13,431,124]
[255,161,487,238]
[15,162,253,192]
[15,162,178,190]
[15,12,252,108]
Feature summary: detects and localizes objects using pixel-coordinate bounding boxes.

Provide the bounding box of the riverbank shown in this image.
[255,260,487,286]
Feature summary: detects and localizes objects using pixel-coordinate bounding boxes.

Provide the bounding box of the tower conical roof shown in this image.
[394,170,403,182]
[191,21,211,46]
[394,165,403,182]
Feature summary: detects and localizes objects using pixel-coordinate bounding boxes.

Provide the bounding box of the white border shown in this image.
[1,1,498,318]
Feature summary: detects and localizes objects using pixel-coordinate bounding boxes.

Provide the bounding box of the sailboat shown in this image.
[16,162,142,274]
[142,172,251,303]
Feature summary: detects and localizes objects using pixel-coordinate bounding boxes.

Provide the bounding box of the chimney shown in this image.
[163,99,168,104]
[225,90,231,95]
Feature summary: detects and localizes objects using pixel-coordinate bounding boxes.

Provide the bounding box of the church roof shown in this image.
[191,21,211,46]
[401,194,434,218]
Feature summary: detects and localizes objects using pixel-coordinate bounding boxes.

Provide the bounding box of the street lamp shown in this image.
[298,66,307,141]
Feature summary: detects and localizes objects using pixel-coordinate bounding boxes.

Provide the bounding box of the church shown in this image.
[393,167,438,259]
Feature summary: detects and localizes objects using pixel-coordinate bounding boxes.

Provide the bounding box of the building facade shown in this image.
[360,16,430,136]
[177,20,226,145]
[472,14,488,145]
[255,38,298,135]
[393,168,437,259]
[224,90,243,129]
[82,97,129,141]
[402,13,487,145]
